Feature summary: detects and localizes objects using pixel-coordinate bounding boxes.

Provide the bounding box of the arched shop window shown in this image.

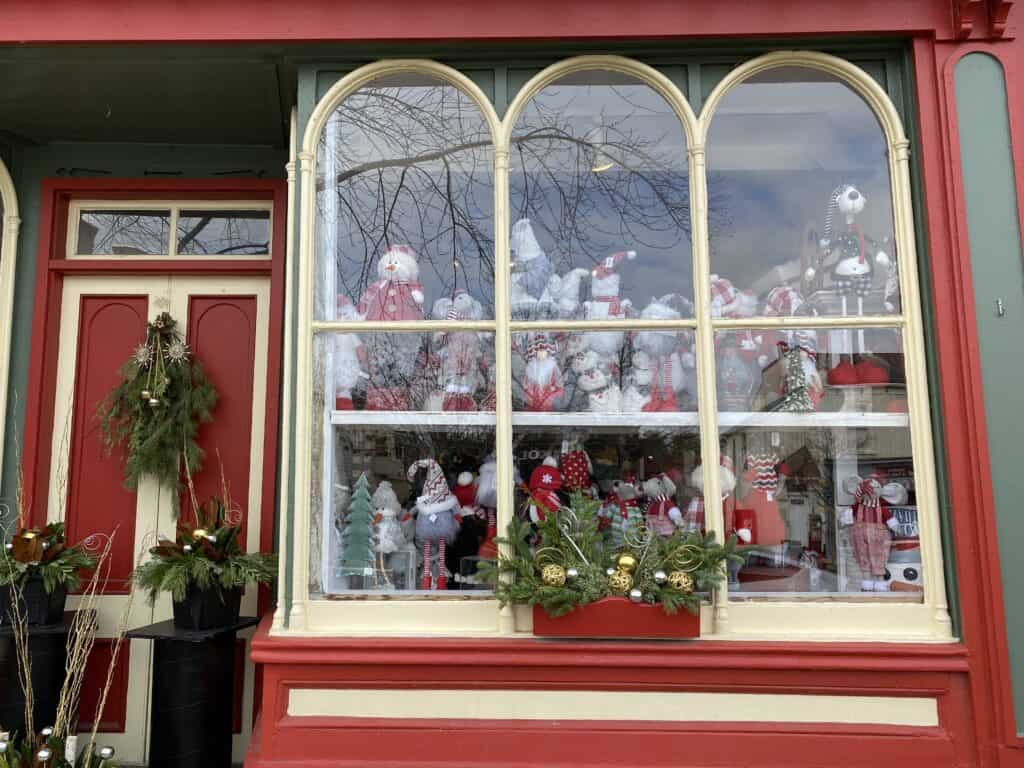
[294,53,951,639]
[0,158,20,502]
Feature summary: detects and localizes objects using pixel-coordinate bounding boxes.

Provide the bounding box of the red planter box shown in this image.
[532,597,700,639]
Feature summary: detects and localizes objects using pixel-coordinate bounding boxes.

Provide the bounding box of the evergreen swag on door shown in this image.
[98,312,217,498]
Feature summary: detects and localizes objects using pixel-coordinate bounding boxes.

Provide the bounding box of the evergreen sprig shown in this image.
[131,497,276,604]
[0,732,117,767]
[0,523,97,593]
[96,312,217,499]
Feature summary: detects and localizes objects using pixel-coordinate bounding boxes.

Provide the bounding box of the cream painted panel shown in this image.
[288,688,939,727]
[0,158,19,500]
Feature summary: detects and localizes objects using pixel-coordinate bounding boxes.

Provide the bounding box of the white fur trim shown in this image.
[542,456,558,468]
[457,471,474,486]
[411,289,424,304]
[736,528,752,543]
[416,496,458,517]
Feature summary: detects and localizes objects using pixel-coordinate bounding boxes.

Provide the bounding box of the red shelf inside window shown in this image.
[532,597,700,639]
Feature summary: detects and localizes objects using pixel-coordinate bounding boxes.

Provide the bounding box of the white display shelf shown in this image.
[330,410,910,429]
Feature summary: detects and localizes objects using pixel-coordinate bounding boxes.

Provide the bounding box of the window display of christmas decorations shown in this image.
[482,492,744,624]
[131,472,276,630]
[97,311,217,495]
[0,523,97,626]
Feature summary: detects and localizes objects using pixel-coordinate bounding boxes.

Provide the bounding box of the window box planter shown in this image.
[532,597,700,639]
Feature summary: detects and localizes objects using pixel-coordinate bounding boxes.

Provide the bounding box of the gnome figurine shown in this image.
[522,332,565,411]
[509,218,554,318]
[408,459,460,590]
[583,250,637,366]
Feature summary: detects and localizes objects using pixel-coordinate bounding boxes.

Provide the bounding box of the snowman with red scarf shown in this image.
[634,295,692,412]
[583,250,637,369]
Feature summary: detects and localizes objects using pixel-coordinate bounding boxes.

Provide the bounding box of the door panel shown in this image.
[47,275,271,763]
[64,295,149,589]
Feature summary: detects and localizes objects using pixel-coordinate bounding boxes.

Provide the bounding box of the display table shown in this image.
[0,611,78,737]
[127,617,258,768]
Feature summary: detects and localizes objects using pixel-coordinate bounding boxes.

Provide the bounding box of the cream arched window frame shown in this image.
[0,158,20,501]
[284,52,951,641]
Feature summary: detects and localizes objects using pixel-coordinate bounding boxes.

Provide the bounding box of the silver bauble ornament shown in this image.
[566,567,579,580]
[41,726,53,736]
[606,567,616,576]
[141,389,152,399]
[0,742,8,754]
[628,588,643,603]
[182,544,192,553]
[98,746,116,760]
[654,570,668,585]
[148,397,160,407]
[37,748,52,762]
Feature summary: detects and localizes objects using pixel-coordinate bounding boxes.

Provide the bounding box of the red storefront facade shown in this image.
[1,2,1023,766]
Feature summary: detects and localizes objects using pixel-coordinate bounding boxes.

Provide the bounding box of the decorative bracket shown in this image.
[954,0,984,38]
[990,0,1015,36]
[953,0,1015,37]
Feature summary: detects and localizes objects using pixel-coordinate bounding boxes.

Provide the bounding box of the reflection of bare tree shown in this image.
[318,82,721,315]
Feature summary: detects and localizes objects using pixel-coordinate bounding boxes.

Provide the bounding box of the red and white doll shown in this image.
[358,245,426,410]
[431,290,485,411]
[526,457,563,523]
[840,473,908,591]
[408,459,459,590]
[635,296,689,412]
[333,295,368,410]
[685,455,738,534]
[522,333,564,412]
[475,458,499,558]
[583,249,637,367]
[643,473,683,536]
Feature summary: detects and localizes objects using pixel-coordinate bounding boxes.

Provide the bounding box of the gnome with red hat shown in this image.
[583,250,637,364]
[526,457,563,524]
[408,459,460,590]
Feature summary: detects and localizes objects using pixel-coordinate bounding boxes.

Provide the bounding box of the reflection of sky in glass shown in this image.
[707,70,896,305]
[317,78,495,319]
[510,76,693,306]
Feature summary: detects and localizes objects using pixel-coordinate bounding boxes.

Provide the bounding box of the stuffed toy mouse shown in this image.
[643,473,683,536]
[839,473,908,591]
[431,290,485,411]
[603,473,644,546]
[686,455,737,534]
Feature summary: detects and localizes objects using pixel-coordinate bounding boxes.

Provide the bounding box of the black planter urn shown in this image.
[172,584,242,630]
[0,574,68,627]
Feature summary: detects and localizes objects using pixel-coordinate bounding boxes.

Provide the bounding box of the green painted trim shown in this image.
[898,47,960,637]
[956,51,1024,735]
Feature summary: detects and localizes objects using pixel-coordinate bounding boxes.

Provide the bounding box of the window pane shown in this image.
[511,330,702,549]
[315,75,494,322]
[77,210,170,255]
[509,70,693,321]
[513,326,697,415]
[177,209,270,255]
[707,67,900,317]
[714,327,920,597]
[311,332,498,596]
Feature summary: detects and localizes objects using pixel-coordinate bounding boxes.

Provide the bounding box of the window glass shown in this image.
[77,210,171,255]
[312,332,497,595]
[315,74,495,322]
[714,327,920,597]
[706,67,900,316]
[509,70,693,320]
[177,209,270,255]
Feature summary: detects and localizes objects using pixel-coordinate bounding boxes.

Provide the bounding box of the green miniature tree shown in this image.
[339,473,376,580]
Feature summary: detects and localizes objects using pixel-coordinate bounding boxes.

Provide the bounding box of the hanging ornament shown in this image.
[654,570,668,585]
[541,564,567,586]
[628,588,644,603]
[566,567,579,580]
[608,569,633,594]
[667,570,695,593]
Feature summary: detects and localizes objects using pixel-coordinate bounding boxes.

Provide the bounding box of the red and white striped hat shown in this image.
[407,459,454,507]
[526,332,557,361]
[592,250,637,278]
[764,285,805,317]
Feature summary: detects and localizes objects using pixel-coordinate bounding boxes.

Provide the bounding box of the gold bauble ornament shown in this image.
[140,389,152,400]
[667,570,695,593]
[192,528,209,540]
[615,553,638,574]
[541,564,567,587]
[608,569,633,594]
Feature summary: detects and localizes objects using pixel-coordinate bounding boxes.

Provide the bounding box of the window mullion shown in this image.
[689,142,730,632]
[493,145,515,635]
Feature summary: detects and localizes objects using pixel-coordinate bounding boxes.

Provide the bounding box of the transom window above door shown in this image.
[69,201,273,258]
